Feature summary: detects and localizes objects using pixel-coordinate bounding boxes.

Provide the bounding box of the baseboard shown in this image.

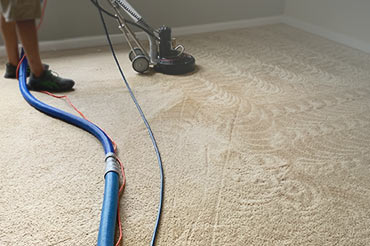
[2,16,368,57]
[282,16,370,54]
[0,16,282,57]
[170,16,282,37]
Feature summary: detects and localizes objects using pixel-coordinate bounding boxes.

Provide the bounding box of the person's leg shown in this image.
[16,19,43,77]
[16,18,75,92]
[0,15,19,66]
[1,0,74,92]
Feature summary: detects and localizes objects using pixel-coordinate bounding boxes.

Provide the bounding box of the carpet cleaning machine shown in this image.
[105,0,196,74]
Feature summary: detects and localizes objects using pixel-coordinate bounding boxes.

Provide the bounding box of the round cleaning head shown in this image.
[154,53,196,75]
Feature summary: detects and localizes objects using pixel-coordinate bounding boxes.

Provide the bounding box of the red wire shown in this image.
[40,91,119,151]
[115,158,126,246]
[40,90,126,246]
[16,55,25,79]
[17,0,125,244]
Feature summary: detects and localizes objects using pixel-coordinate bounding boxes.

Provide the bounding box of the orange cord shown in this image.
[40,90,126,246]
[17,0,125,244]
[40,91,118,151]
[116,158,126,245]
[39,90,126,245]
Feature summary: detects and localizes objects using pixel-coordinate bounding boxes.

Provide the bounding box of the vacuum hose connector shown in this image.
[105,152,120,177]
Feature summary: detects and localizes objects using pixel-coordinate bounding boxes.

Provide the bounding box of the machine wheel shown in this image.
[132,55,149,73]
[129,48,144,61]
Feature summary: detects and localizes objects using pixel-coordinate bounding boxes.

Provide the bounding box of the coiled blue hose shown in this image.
[18,54,119,246]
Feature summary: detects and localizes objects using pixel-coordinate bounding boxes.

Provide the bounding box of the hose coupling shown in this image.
[104,152,120,177]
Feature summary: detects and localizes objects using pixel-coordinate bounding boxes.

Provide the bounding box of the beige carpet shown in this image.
[1,24,370,245]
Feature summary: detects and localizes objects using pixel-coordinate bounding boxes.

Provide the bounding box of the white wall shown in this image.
[284,0,370,53]
[1,0,284,44]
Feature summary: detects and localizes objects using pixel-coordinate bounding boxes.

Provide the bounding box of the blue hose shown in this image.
[18,54,119,246]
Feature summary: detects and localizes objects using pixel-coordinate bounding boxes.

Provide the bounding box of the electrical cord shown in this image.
[95,0,164,245]
[90,0,117,19]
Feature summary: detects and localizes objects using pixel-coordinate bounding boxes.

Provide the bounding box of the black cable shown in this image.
[90,0,117,19]
[94,1,164,245]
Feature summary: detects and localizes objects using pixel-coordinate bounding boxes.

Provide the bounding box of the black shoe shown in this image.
[27,69,75,92]
[4,63,49,79]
